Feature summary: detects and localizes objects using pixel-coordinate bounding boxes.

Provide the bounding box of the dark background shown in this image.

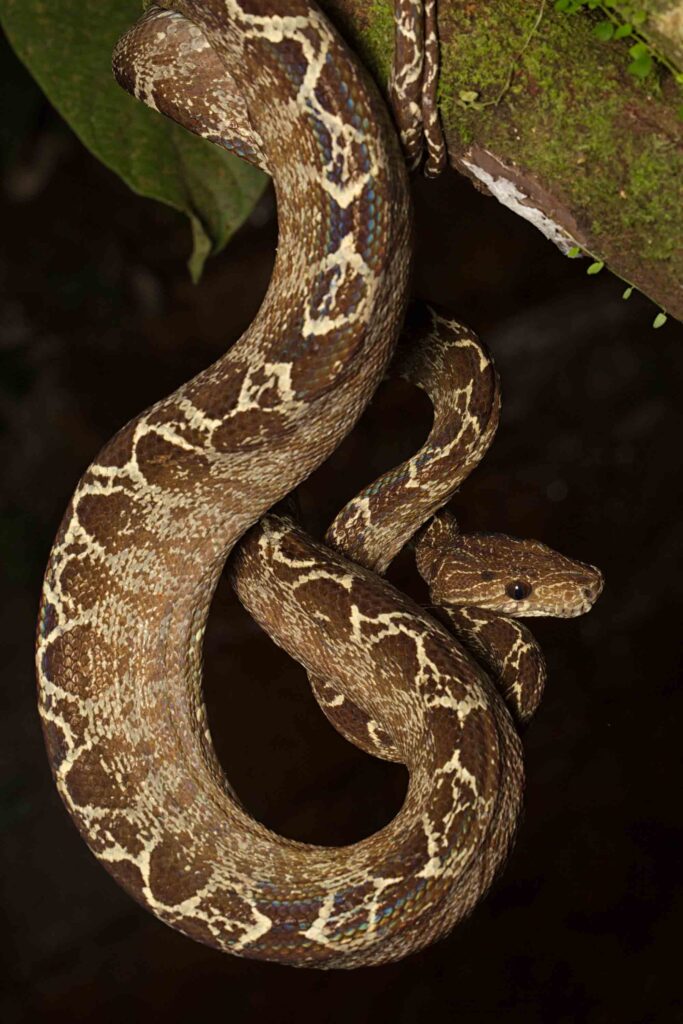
[2,27,682,1024]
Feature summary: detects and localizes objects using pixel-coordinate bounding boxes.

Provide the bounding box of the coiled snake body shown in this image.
[37,0,602,968]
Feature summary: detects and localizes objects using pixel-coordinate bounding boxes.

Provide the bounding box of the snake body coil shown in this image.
[36,0,602,968]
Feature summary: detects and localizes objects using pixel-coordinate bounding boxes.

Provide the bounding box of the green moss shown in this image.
[362,0,395,83]
[620,142,679,258]
[437,1,682,281]
[438,2,544,144]
[321,0,394,84]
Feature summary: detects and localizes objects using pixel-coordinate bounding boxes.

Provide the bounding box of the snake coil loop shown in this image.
[36,0,602,968]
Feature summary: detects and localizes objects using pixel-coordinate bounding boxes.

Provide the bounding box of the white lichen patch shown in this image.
[462,152,577,254]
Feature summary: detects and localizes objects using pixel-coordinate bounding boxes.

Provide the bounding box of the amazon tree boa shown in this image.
[36,0,603,968]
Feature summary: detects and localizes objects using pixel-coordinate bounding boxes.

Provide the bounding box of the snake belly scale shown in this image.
[36,0,603,968]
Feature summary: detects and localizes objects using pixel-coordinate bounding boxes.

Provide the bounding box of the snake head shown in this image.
[416,512,603,618]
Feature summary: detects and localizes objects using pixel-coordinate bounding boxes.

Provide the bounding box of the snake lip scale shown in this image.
[36,0,603,968]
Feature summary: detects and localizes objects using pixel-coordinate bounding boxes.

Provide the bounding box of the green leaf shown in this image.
[0,0,267,278]
[587,260,605,274]
[632,10,647,26]
[567,245,582,258]
[614,23,633,40]
[622,285,633,299]
[593,20,614,41]
[0,32,43,168]
[628,52,654,78]
[653,311,667,328]
[628,41,649,58]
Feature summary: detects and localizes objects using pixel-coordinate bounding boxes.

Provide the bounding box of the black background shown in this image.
[2,26,682,1024]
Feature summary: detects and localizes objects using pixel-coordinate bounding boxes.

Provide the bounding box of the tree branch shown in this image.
[322,0,683,320]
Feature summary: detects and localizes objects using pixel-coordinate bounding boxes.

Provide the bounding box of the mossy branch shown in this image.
[322,0,683,321]
[2,0,679,310]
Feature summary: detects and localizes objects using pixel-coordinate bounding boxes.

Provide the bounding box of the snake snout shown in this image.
[578,566,604,609]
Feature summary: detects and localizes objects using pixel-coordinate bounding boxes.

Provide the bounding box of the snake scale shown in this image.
[36,0,603,968]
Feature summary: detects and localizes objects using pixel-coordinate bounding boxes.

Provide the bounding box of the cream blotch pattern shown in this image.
[36,0,603,969]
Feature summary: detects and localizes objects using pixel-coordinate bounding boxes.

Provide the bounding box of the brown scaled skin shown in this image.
[416,511,604,620]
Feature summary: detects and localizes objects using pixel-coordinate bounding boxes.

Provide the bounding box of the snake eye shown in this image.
[506,580,532,601]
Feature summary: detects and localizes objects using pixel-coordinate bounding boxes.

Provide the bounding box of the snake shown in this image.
[36,0,603,969]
